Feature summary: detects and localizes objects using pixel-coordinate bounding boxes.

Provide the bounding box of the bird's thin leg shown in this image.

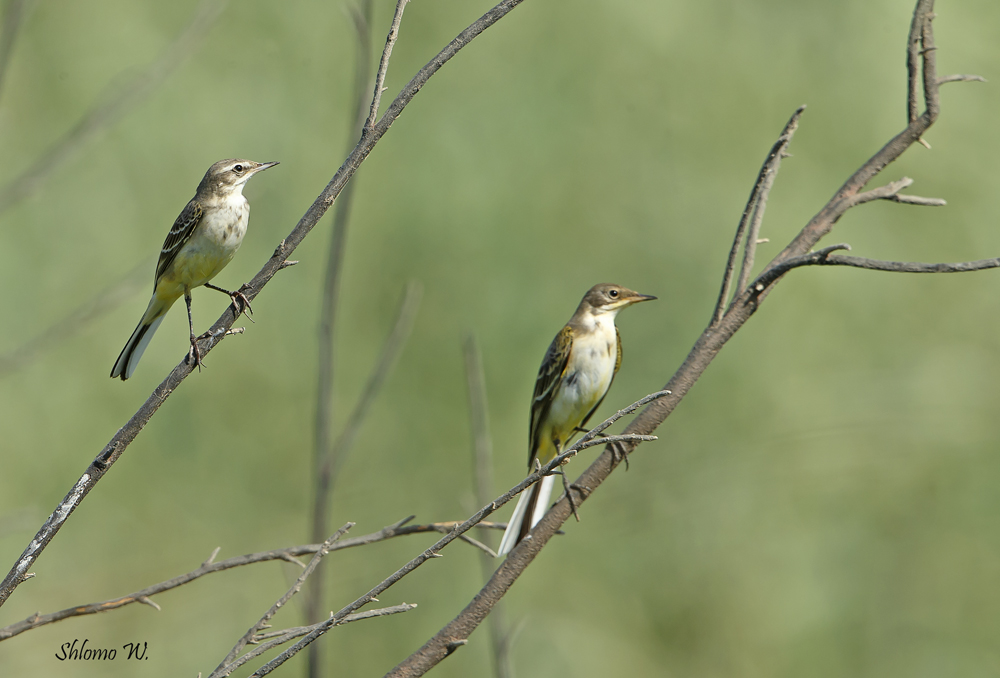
[555,467,581,522]
[185,291,203,371]
[609,439,629,471]
[205,282,253,322]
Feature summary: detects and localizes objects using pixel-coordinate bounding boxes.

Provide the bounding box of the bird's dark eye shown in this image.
[233,164,244,173]
[609,289,619,298]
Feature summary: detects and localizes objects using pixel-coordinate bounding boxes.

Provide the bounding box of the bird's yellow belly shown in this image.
[535,334,617,464]
[154,204,247,304]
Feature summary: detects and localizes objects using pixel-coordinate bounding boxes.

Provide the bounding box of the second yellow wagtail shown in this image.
[497,283,656,556]
[111,158,278,380]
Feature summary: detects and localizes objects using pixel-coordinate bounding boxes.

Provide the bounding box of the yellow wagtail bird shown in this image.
[497,283,656,556]
[111,159,278,380]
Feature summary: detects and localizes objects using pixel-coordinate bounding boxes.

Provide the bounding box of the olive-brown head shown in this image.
[196,158,279,199]
[576,283,657,317]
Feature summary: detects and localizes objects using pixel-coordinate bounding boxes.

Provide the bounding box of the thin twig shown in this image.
[0,517,502,642]
[887,193,946,206]
[215,604,417,678]
[712,105,805,324]
[937,74,986,85]
[906,2,923,122]
[215,525,352,676]
[364,0,410,131]
[794,251,1000,275]
[572,390,671,450]
[848,176,913,206]
[0,0,529,611]
[0,0,229,216]
[254,604,418,642]
[749,244,853,291]
[735,106,806,295]
[750,245,1000,291]
[0,0,28,107]
[572,434,657,451]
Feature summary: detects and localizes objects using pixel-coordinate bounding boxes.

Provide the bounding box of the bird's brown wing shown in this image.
[528,325,573,468]
[577,326,623,434]
[154,199,203,283]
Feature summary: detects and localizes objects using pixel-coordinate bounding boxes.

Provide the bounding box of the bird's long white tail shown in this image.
[111,314,165,380]
[497,474,555,556]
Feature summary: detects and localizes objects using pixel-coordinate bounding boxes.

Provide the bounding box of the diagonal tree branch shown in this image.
[382,3,998,675]
[0,0,530,611]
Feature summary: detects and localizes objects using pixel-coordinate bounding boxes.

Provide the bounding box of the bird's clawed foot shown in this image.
[575,428,631,470]
[610,439,629,471]
[556,468,581,522]
[187,334,204,372]
[206,282,254,322]
[230,284,254,321]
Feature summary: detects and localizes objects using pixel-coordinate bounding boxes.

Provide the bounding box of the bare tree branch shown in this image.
[713,105,805,324]
[364,0,410,131]
[756,245,1000,279]
[0,0,229,216]
[0,516,502,642]
[382,3,1000,675]
[734,106,805,296]
[0,0,529,611]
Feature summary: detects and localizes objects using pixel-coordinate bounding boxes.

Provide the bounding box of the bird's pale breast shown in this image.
[156,196,248,301]
[540,316,618,459]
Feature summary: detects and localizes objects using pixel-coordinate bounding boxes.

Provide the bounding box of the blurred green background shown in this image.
[1,0,1000,675]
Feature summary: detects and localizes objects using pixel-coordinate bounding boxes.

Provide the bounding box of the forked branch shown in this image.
[383,3,993,675]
